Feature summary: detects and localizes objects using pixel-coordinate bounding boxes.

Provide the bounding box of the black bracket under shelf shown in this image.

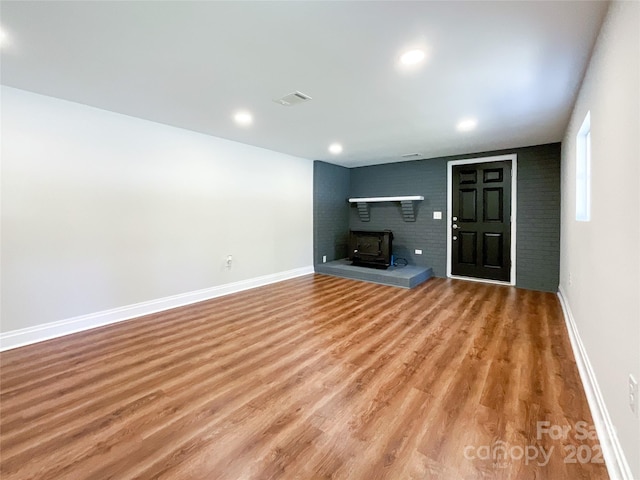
[348,196,424,222]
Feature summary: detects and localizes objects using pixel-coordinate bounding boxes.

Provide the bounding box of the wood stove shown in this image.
[349,230,393,269]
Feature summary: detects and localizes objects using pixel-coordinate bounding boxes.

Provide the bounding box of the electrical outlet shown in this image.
[415,249,423,255]
[630,374,638,416]
[322,255,327,263]
[433,211,442,220]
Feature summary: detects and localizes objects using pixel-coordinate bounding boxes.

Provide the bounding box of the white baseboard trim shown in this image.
[557,286,634,480]
[0,266,314,352]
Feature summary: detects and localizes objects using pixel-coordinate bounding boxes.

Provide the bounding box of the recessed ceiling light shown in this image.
[233,111,253,126]
[0,28,8,48]
[329,143,343,155]
[399,49,426,66]
[456,118,478,132]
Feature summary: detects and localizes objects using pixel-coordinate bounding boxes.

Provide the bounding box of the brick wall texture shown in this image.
[313,161,351,264]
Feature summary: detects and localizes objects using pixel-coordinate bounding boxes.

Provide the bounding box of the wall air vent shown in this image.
[273,91,312,106]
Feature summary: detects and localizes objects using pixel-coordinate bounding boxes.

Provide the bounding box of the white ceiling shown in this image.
[0,1,609,167]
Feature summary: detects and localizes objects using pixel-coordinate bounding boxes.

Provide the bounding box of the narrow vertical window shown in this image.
[576,111,591,221]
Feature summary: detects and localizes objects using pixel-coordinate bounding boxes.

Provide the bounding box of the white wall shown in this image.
[1,86,313,333]
[560,1,639,477]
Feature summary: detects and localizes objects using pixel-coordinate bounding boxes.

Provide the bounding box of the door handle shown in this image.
[452,224,459,229]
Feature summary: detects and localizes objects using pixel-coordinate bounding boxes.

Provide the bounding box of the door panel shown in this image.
[459,169,477,184]
[483,168,503,183]
[452,161,512,282]
[483,188,503,222]
[458,232,478,265]
[459,189,478,222]
[482,233,503,268]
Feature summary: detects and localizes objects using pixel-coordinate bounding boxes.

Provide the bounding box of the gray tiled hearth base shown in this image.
[315,259,432,289]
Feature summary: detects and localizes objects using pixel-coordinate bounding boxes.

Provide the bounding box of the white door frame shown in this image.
[446,154,517,286]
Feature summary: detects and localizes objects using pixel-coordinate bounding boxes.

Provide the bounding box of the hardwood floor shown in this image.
[0,275,608,479]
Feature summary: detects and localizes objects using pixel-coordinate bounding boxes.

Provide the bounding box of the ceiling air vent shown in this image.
[401,153,422,158]
[273,91,312,106]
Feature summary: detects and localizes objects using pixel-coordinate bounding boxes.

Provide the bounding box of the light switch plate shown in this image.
[433,211,442,220]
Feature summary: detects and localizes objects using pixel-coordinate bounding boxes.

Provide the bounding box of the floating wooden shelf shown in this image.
[348,196,424,222]
[348,196,424,203]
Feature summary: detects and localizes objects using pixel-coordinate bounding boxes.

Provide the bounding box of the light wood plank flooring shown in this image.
[0,275,608,479]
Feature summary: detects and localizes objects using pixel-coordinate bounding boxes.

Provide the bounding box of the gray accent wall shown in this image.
[313,161,350,265]
[515,144,561,292]
[314,143,561,292]
[349,159,448,276]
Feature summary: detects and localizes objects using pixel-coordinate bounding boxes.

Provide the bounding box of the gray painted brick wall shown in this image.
[515,144,561,292]
[314,143,561,292]
[313,161,350,265]
[349,159,448,276]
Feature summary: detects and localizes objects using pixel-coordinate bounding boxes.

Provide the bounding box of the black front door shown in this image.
[451,161,512,282]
